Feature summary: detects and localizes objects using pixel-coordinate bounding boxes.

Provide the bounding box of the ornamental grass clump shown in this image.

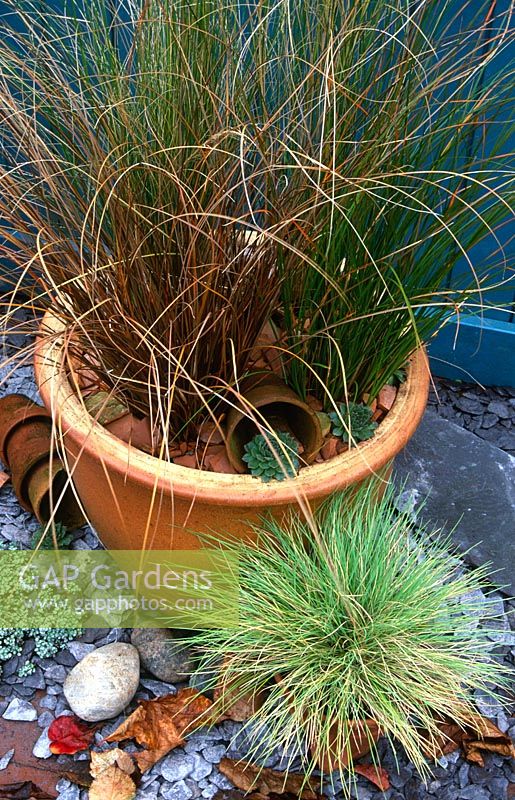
[191,483,511,791]
[0,0,513,456]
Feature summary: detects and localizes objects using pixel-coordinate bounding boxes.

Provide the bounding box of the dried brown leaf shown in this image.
[89,749,137,800]
[312,718,381,771]
[89,766,136,800]
[59,761,94,788]
[218,758,321,800]
[461,715,515,767]
[106,688,213,772]
[0,470,10,488]
[90,748,136,777]
[425,713,515,767]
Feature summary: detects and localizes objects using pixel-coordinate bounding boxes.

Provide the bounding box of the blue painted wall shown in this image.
[428,0,514,386]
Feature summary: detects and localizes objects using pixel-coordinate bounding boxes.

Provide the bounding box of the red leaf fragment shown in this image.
[48,714,96,755]
[354,764,390,791]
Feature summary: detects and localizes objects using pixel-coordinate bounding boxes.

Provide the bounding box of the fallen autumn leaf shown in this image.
[354,763,390,791]
[89,768,136,800]
[89,749,137,800]
[106,687,213,772]
[213,667,266,722]
[424,713,515,767]
[48,714,96,755]
[90,748,136,778]
[218,758,321,800]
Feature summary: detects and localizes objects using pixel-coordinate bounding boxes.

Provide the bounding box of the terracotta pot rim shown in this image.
[34,310,429,507]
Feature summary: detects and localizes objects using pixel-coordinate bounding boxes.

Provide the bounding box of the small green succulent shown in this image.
[386,365,407,386]
[0,628,81,677]
[329,401,377,443]
[242,431,300,482]
[30,522,73,550]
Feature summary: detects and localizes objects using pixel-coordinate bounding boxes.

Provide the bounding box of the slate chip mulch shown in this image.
[428,378,515,455]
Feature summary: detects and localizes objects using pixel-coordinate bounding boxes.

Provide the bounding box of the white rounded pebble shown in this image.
[63,642,140,722]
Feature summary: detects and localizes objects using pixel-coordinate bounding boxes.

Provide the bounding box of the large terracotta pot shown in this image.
[34,311,429,550]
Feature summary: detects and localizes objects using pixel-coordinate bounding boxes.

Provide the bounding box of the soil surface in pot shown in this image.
[74,364,401,478]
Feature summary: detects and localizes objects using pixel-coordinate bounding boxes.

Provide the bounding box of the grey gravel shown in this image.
[54,780,81,800]
[67,642,96,661]
[40,693,58,710]
[136,782,161,800]
[428,378,515,454]
[161,780,194,800]
[37,709,55,728]
[202,744,227,763]
[32,726,53,758]
[140,677,177,696]
[2,697,37,721]
[160,750,195,781]
[2,656,20,678]
[44,663,68,683]
[55,649,79,667]
[458,786,490,800]
[190,753,213,781]
[209,770,236,790]
[201,786,219,799]
[186,778,203,799]
[47,683,64,695]
[0,748,14,770]
[23,667,46,690]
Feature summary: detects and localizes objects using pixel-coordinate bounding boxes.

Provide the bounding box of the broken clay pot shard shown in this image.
[225,375,323,473]
[0,393,85,527]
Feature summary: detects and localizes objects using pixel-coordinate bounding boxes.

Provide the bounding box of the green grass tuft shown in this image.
[190,482,511,791]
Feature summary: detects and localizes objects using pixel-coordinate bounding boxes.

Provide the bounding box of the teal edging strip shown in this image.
[429,315,515,388]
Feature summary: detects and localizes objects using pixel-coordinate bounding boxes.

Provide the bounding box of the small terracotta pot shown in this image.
[225,374,324,473]
[0,393,84,527]
[0,393,51,465]
[34,311,429,550]
[27,458,85,529]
